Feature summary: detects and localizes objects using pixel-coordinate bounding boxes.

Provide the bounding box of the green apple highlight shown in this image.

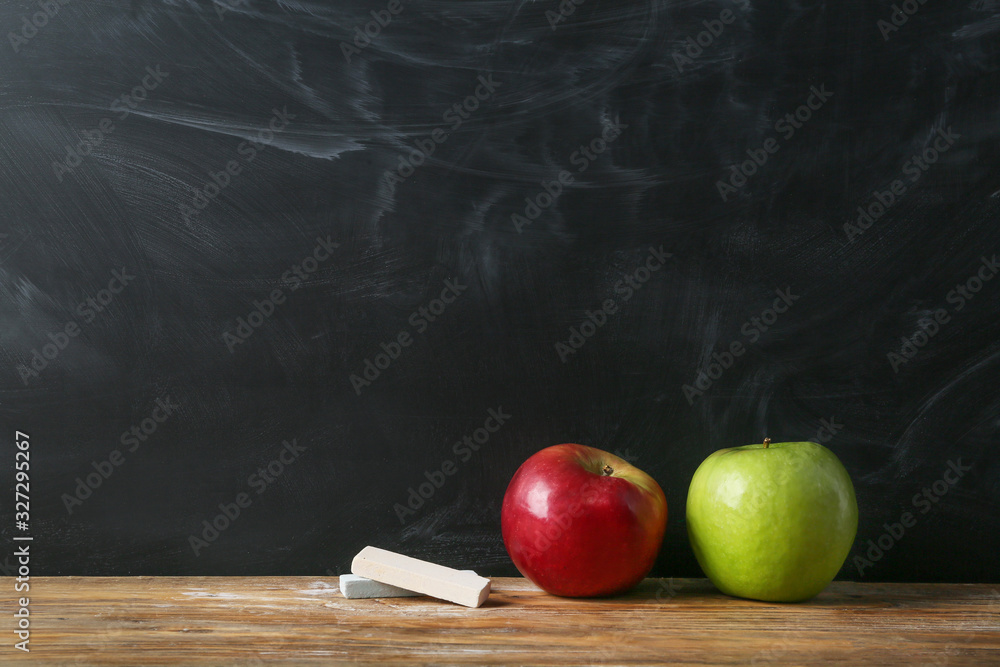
[686,439,858,602]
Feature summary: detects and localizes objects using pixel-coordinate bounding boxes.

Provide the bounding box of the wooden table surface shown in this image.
[5,577,999,665]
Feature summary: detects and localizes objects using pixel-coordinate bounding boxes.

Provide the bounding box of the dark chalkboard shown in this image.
[2,0,998,583]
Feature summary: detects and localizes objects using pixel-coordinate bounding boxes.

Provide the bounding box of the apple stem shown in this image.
[602,464,614,476]
[763,438,771,449]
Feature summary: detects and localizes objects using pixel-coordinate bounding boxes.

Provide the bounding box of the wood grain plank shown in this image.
[3,577,998,665]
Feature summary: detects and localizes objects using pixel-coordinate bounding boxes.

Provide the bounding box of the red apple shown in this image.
[501,444,668,597]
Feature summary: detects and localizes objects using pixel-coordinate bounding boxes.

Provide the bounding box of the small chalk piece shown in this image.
[351,546,491,608]
[339,571,476,599]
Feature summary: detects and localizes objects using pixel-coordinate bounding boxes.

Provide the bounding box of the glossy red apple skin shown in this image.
[501,444,668,597]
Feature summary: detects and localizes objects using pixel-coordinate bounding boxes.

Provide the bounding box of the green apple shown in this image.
[686,439,858,602]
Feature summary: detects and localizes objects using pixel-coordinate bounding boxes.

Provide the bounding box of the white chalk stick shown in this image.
[339,571,477,599]
[351,546,491,608]
[340,574,423,599]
